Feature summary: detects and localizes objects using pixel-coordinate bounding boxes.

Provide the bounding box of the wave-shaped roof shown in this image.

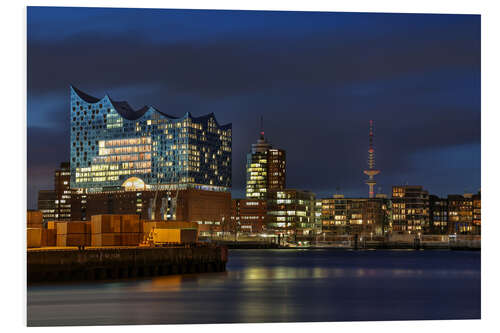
[71,86,100,103]
[70,85,232,128]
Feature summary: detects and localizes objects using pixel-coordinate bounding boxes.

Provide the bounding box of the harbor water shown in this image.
[27,249,480,326]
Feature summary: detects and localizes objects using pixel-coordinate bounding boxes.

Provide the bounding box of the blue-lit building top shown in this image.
[70,86,232,192]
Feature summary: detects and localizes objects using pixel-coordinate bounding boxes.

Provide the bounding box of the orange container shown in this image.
[91,233,121,247]
[91,215,121,234]
[27,228,42,248]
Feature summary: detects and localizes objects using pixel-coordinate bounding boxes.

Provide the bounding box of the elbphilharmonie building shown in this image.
[69,86,232,193]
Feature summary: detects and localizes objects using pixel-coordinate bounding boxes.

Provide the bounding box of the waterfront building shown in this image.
[391,185,429,234]
[363,195,391,236]
[70,86,232,193]
[245,122,285,199]
[472,191,481,233]
[448,193,479,234]
[230,198,267,235]
[347,198,366,235]
[314,200,323,234]
[37,190,56,224]
[267,149,286,191]
[266,189,316,239]
[71,191,88,221]
[320,195,349,235]
[320,194,390,237]
[80,188,231,237]
[66,86,232,228]
[429,195,448,234]
[37,162,76,222]
[54,162,72,220]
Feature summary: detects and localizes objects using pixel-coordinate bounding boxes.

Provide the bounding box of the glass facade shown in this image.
[245,133,285,199]
[391,186,429,233]
[320,195,391,236]
[266,189,317,237]
[246,150,269,199]
[70,86,232,192]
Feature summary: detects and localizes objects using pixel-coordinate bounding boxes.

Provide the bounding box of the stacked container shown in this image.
[27,211,43,229]
[56,221,91,247]
[27,228,42,248]
[41,228,56,247]
[145,221,199,245]
[91,215,121,246]
[91,214,142,246]
[120,214,142,246]
[27,211,43,248]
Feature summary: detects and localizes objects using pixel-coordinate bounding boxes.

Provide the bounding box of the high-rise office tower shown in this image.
[245,117,285,199]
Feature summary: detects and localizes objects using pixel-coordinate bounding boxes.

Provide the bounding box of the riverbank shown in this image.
[213,240,480,250]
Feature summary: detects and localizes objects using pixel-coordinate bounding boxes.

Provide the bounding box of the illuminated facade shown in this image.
[54,162,72,220]
[321,195,349,235]
[391,185,429,234]
[364,195,391,236]
[472,191,481,232]
[266,189,317,238]
[245,126,285,199]
[231,199,267,234]
[70,86,231,192]
[37,190,56,223]
[447,193,480,234]
[37,162,81,222]
[78,188,231,234]
[320,195,390,236]
[429,195,448,234]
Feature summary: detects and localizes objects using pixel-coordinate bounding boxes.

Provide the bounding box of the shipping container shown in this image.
[143,220,198,230]
[56,233,90,247]
[91,233,122,247]
[121,215,141,233]
[56,221,88,235]
[27,211,43,228]
[41,229,56,247]
[152,228,181,244]
[27,228,42,248]
[91,215,121,234]
[120,233,142,246]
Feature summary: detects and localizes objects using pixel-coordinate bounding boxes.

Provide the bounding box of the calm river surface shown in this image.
[27,249,480,326]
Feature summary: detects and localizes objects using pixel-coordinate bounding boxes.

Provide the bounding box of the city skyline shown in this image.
[27,7,480,208]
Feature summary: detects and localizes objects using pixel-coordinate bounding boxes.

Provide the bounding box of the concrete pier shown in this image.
[27,246,228,283]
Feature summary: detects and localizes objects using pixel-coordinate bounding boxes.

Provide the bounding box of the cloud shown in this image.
[26,9,481,207]
[27,13,479,98]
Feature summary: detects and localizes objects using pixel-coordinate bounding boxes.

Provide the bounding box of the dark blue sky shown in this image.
[27,7,480,209]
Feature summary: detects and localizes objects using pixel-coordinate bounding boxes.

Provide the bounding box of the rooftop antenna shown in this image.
[260,115,264,139]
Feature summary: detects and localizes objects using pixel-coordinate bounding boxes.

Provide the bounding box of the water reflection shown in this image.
[27,250,481,326]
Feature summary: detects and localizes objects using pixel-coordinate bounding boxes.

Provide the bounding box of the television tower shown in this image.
[363,120,380,198]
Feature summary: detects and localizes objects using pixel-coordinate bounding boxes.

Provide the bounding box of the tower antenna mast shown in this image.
[363,120,380,198]
[260,115,264,139]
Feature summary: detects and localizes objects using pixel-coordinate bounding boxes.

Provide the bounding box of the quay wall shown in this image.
[27,246,228,283]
